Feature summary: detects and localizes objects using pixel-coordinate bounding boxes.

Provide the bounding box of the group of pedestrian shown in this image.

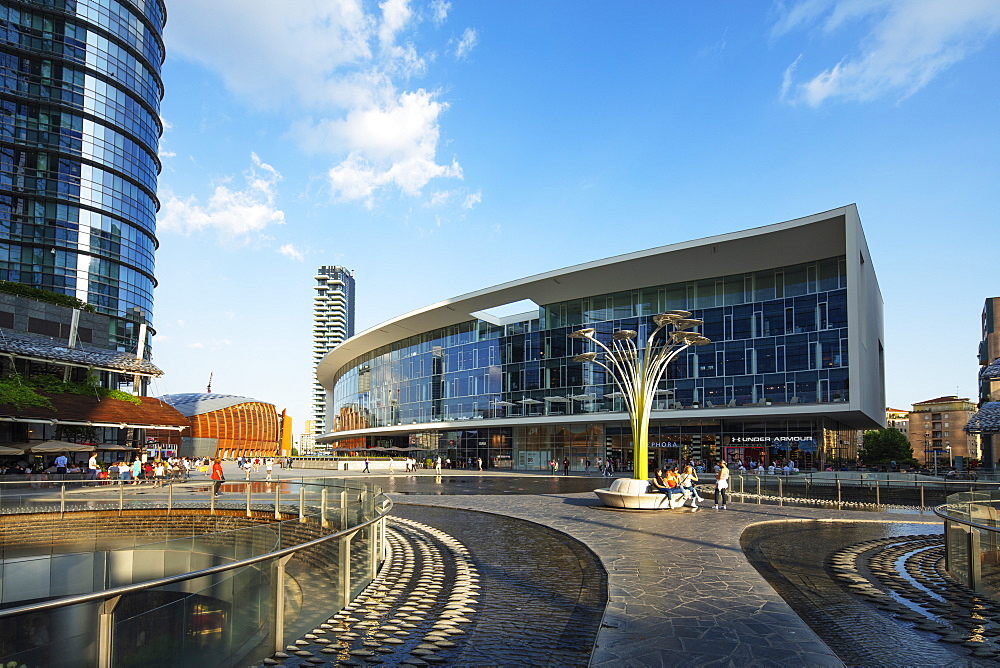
[83,454,196,486]
[237,456,277,480]
[647,460,731,511]
[596,457,617,477]
[650,464,706,510]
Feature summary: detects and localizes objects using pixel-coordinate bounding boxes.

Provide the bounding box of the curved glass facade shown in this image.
[321,208,884,472]
[0,0,164,351]
[333,257,849,429]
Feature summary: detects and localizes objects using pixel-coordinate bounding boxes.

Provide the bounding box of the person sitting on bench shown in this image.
[651,468,682,504]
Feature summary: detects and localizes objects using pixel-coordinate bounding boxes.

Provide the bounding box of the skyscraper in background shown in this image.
[313,266,355,434]
[0,0,166,355]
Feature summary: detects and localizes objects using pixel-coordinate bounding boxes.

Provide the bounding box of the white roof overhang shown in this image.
[317,206,853,390]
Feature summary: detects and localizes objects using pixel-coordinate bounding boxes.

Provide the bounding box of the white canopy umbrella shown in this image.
[28,440,96,453]
[0,445,25,455]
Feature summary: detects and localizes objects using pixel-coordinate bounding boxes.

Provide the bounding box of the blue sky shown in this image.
[149,0,1000,431]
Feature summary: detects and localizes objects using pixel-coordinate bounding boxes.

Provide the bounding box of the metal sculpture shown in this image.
[569,310,710,481]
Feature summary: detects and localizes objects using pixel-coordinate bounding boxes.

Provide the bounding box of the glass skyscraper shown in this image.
[313,265,355,435]
[0,0,166,353]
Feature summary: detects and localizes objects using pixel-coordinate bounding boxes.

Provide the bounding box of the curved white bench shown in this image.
[594,478,695,510]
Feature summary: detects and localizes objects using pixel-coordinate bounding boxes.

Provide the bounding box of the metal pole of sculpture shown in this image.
[569,311,710,481]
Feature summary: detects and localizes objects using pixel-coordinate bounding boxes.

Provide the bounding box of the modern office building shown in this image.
[298,418,317,454]
[317,205,885,471]
[980,297,999,404]
[973,297,1000,470]
[156,393,283,459]
[908,396,978,468]
[885,407,909,438]
[0,289,187,448]
[312,266,355,434]
[0,0,166,355]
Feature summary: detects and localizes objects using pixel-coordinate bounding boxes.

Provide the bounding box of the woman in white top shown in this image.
[153,461,166,487]
[680,465,703,510]
[714,460,730,510]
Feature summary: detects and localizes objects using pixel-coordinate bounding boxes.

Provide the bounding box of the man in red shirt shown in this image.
[211,458,225,496]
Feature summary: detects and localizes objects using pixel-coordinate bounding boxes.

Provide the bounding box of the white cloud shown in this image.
[165,1,468,205]
[780,54,802,100]
[165,1,372,109]
[379,0,412,48]
[428,190,452,206]
[296,89,462,203]
[279,243,305,261]
[462,191,481,209]
[455,28,478,59]
[430,0,450,25]
[158,153,285,242]
[775,0,1000,106]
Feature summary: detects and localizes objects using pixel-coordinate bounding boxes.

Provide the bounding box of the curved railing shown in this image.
[0,477,392,667]
[935,491,1000,598]
[725,473,999,510]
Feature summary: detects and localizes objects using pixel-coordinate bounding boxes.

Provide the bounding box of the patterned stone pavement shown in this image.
[111,467,968,666]
[263,517,482,667]
[264,506,607,667]
[392,491,946,667]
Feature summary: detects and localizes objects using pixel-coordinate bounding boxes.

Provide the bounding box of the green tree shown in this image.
[858,428,916,466]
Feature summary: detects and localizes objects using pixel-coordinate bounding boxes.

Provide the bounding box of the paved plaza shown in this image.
[238,465,998,666]
[47,464,987,666]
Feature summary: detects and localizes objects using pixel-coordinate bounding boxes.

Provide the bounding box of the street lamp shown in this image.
[569,311,710,481]
[947,445,953,469]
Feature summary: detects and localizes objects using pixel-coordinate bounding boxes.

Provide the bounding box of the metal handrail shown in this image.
[0,487,392,620]
[933,502,1000,533]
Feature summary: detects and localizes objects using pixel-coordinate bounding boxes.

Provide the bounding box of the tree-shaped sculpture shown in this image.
[569,310,710,481]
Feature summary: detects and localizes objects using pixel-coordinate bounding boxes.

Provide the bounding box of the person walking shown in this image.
[363,456,371,473]
[563,458,570,476]
[388,456,395,474]
[434,456,442,474]
[211,457,225,496]
[265,458,273,481]
[713,460,730,510]
[477,457,483,471]
[86,453,99,484]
